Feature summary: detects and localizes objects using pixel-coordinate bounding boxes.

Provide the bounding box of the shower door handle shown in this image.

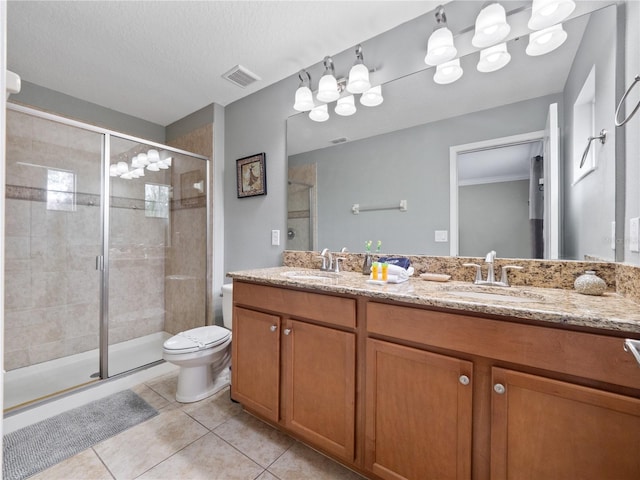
[96,255,104,271]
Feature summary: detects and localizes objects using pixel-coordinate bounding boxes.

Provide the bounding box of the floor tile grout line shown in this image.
[91,445,118,480]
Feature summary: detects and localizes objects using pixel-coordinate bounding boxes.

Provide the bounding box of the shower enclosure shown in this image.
[4,105,209,411]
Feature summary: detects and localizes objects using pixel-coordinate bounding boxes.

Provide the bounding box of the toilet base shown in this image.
[175,365,231,403]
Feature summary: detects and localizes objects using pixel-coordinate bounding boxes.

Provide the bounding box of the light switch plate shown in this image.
[435,230,448,242]
[271,229,280,246]
[630,217,640,252]
[611,221,616,250]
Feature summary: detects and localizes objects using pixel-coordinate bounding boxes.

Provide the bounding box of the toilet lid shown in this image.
[163,326,231,353]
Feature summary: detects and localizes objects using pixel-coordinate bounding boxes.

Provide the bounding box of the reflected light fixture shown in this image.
[111,149,172,179]
[526,23,567,56]
[477,43,511,72]
[309,104,330,122]
[425,6,457,66]
[360,85,384,107]
[335,95,357,116]
[293,70,314,112]
[472,2,510,48]
[434,58,463,85]
[316,56,340,103]
[528,0,576,31]
[346,45,371,94]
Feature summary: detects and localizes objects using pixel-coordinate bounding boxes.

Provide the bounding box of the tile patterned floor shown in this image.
[30,371,366,480]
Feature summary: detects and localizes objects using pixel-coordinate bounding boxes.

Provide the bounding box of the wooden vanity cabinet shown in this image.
[366,301,640,480]
[231,281,357,462]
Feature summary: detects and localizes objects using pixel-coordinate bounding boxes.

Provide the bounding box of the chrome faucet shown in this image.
[317,248,333,271]
[463,250,523,287]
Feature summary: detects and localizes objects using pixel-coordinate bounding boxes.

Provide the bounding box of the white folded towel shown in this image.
[369,264,414,283]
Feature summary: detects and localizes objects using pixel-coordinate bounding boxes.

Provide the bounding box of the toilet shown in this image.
[162,283,233,403]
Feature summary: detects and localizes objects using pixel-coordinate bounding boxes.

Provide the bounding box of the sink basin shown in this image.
[281,270,340,281]
[439,286,546,303]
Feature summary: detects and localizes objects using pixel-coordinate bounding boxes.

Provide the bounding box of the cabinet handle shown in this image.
[284,328,292,336]
[459,375,470,386]
[270,325,277,332]
[493,383,506,395]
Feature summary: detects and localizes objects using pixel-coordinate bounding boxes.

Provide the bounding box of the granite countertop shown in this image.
[227,266,640,336]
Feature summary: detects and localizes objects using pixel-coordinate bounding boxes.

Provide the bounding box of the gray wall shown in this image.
[288,94,560,255]
[460,180,531,258]
[562,6,617,261]
[11,81,165,142]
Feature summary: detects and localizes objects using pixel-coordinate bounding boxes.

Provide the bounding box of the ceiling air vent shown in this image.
[222,65,261,88]
[331,137,349,145]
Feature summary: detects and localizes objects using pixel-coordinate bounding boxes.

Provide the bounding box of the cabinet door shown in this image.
[365,339,473,480]
[231,307,281,422]
[282,319,356,461]
[491,367,640,480]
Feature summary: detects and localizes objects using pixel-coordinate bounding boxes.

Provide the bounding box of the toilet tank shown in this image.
[221,283,233,330]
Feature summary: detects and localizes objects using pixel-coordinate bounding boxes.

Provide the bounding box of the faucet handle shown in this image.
[334,257,345,273]
[463,263,483,284]
[315,255,328,271]
[500,265,523,286]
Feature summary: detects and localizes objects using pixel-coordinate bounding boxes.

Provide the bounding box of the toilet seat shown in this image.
[163,326,230,354]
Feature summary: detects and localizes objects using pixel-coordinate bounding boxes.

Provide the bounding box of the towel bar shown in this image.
[579,129,606,169]
[352,200,407,215]
[615,74,640,127]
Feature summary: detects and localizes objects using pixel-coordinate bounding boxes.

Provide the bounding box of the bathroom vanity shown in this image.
[228,267,640,480]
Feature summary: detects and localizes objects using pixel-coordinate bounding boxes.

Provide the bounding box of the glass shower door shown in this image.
[4,109,103,410]
[107,136,208,377]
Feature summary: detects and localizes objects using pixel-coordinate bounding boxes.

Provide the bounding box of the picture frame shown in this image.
[236,153,267,198]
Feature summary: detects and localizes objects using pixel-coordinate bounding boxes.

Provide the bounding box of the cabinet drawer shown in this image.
[234,281,356,329]
[367,302,640,390]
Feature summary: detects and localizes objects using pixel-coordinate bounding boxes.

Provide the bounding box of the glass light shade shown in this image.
[109,164,119,176]
[335,95,357,116]
[346,63,371,94]
[137,152,149,167]
[164,157,172,167]
[472,3,511,48]
[130,169,141,178]
[146,150,159,164]
[158,161,169,170]
[147,163,160,172]
[134,168,145,177]
[477,43,511,72]
[293,86,314,112]
[425,27,457,66]
[316,74,340,103]
[309,104,329,122]
[526,24,567,56]
[528,0,576,30]
[116,161,129,175]
[434,58,463,84]
[360,85,384,107]
[120,171,133,180]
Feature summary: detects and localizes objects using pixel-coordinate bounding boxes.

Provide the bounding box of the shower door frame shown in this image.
[6,103,211,382]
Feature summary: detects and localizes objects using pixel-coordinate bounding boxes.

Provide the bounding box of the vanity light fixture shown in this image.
[110,149,172,179]
[434,58,463,85]
[360,85,384,107]
[309,104,330,122]
[346,45,371,94]
[425,6,457,66]
[316,56,340,103]
[528,0,576,31]
[335,95,357,116]
[472,2,511,48]
[293,70,314,112]
[477,43,511,72]
[526,23,567,56]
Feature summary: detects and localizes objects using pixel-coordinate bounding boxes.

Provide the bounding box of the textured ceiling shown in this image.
[7,1,441,126]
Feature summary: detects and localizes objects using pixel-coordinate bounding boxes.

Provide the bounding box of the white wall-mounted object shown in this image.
[6,70,21,99]
[351,200,407,215]
[630,217,640,253]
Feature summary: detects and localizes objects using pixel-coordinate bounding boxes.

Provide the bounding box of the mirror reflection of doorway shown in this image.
[457,140,544,258]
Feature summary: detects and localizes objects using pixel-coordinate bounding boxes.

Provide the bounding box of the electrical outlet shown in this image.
[630,217,640,252]
[435,230,448,242]
[271,229,280,246]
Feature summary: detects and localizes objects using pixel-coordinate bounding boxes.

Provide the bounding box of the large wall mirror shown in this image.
[287,1,623,261]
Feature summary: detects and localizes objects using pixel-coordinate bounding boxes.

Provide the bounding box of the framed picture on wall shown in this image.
[236,153,267,198]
